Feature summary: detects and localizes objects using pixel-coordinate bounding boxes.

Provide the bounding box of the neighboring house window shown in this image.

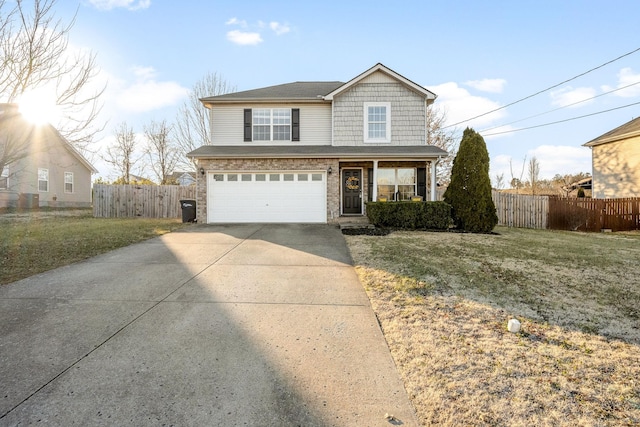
[0,166,8,190]
[244,108,300,142]
[64,172,74,193]
[364,102,391,143]
[377,168,415,200]
[38,168,49,192]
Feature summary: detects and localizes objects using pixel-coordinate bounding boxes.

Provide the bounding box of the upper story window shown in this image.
[38,168,49,192]
[0,166,8,190]
[64,172,74,193]
[244,108,300,142]
[364,102,391,143]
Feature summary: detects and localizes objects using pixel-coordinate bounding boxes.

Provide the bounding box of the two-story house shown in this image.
[0,103,96,209]
[187,63,447,224]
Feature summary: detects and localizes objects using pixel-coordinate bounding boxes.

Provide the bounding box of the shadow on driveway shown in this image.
[0,224,417,426]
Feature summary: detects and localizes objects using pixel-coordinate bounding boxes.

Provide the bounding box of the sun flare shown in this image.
[17,89,61,125]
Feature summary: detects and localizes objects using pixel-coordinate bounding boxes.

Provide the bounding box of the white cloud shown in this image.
[528,145,592,178]
[226,30,263,46]
[225,17,247,27]
[429,82,506,129]
[490,145,591,183]
[601,67,640,98]
[465,78,507,93]
[549,86,596,108]
[115,66,189,113]
[88,0,150,11]
[269,21,291,35]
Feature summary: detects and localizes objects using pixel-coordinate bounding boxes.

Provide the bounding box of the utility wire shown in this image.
[480,80,640,133]
[482,100,640,136]
[444,46,640,129]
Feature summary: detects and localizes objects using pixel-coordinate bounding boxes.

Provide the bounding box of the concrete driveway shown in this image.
[0,224,418,426]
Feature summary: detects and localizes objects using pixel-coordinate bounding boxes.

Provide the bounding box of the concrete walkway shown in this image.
[0,224,418,426]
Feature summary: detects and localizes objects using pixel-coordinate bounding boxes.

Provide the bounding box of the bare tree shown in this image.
[103,122,139,184]
[0,0,105,174]
[509,156,527,194]
[426,104,457,184]
[144,120,178,185]
[173,72,235,171]
[527,156,540,195]
[494,173,505,190]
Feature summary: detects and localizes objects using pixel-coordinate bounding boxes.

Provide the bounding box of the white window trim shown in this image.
[64,171,74,194]
[363,102,391,143]
[38,168,49,192]
[253,108,291,142]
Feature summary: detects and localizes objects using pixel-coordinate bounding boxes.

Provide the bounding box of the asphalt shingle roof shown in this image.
[201,81,345,102]
[188,144,447,159]
[584,116,640,146]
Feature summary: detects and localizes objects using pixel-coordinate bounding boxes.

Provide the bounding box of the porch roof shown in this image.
[187,145,448,160]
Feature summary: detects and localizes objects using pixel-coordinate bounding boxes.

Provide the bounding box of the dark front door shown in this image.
[342,169,362,214]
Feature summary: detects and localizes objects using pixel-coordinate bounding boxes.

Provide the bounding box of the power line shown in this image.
[479,80,640,133]
[482,101,640,137]
[444,46,640,129]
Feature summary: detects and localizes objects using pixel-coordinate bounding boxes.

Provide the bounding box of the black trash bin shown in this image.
[179,200,196,223]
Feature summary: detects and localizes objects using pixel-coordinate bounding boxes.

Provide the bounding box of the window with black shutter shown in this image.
[292,108,300,141]
[244,109,252,141]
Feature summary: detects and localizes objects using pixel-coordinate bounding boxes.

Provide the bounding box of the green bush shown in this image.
[365,201,451,230]
[443,128,498,233]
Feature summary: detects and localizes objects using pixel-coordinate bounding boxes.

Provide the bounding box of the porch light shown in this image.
[199,167,205,176]
[328,166,332,174]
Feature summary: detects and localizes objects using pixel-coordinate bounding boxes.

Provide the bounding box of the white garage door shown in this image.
[207,171,327,223]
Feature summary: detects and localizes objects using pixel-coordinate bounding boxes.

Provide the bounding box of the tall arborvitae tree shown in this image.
[443,127,497,233]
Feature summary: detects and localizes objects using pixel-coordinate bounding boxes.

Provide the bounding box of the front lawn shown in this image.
[345,227,640,426]
[0,209,188,285]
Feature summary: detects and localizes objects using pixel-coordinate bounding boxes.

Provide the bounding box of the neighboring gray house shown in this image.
[584,116,640,199]
[0,103,96,208]
[187,63,447,223]
[169,171,196,186]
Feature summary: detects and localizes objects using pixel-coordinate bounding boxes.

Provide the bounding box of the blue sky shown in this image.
[57,0,640,182]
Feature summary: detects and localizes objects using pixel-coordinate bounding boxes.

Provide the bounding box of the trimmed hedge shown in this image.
[365,201,452,230]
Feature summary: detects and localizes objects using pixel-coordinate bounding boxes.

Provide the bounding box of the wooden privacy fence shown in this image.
[492,191,549,229]
[93,184,196,218]
[548,197,640,232]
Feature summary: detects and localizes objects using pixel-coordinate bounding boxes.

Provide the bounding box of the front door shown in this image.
[342,169,362,214]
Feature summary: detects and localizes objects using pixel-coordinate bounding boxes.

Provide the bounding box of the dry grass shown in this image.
[0,209,188,285]
[345,227,640,426]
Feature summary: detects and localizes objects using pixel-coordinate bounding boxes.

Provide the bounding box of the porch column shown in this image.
[430,159,437,201]
[372,160,379,201]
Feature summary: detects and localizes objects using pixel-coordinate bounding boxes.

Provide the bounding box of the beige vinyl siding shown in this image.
[332,74,426,146]
[211,104,332,146]
[591,135,640,198]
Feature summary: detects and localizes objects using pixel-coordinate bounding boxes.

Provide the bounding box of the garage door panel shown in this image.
[207,172,326,223]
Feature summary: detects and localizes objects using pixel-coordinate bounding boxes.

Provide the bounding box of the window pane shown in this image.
[213,174,224,181]
[255,174,266,181]
[273,125,290,141]
[311,173,322,181]
[376,169,395,185]
[38,169,48,181]
[272,109,291,125]
[378,185,395,200]
[227,174,238,181]
[368,123,386,139]
[253,125,270,141]
[397,168,415,184]
[398,185,415,200]
[64,172,73,193]
[241,174,252,181]
[253,109,271,125]
[298,173,308,181]
[283,174,294,181]
[269,174,280,181]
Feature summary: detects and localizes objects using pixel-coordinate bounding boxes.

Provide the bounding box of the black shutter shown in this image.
[368,168,374,201]
[292,108,300,141]
[417,168,427,199]
[244,109,252,142]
